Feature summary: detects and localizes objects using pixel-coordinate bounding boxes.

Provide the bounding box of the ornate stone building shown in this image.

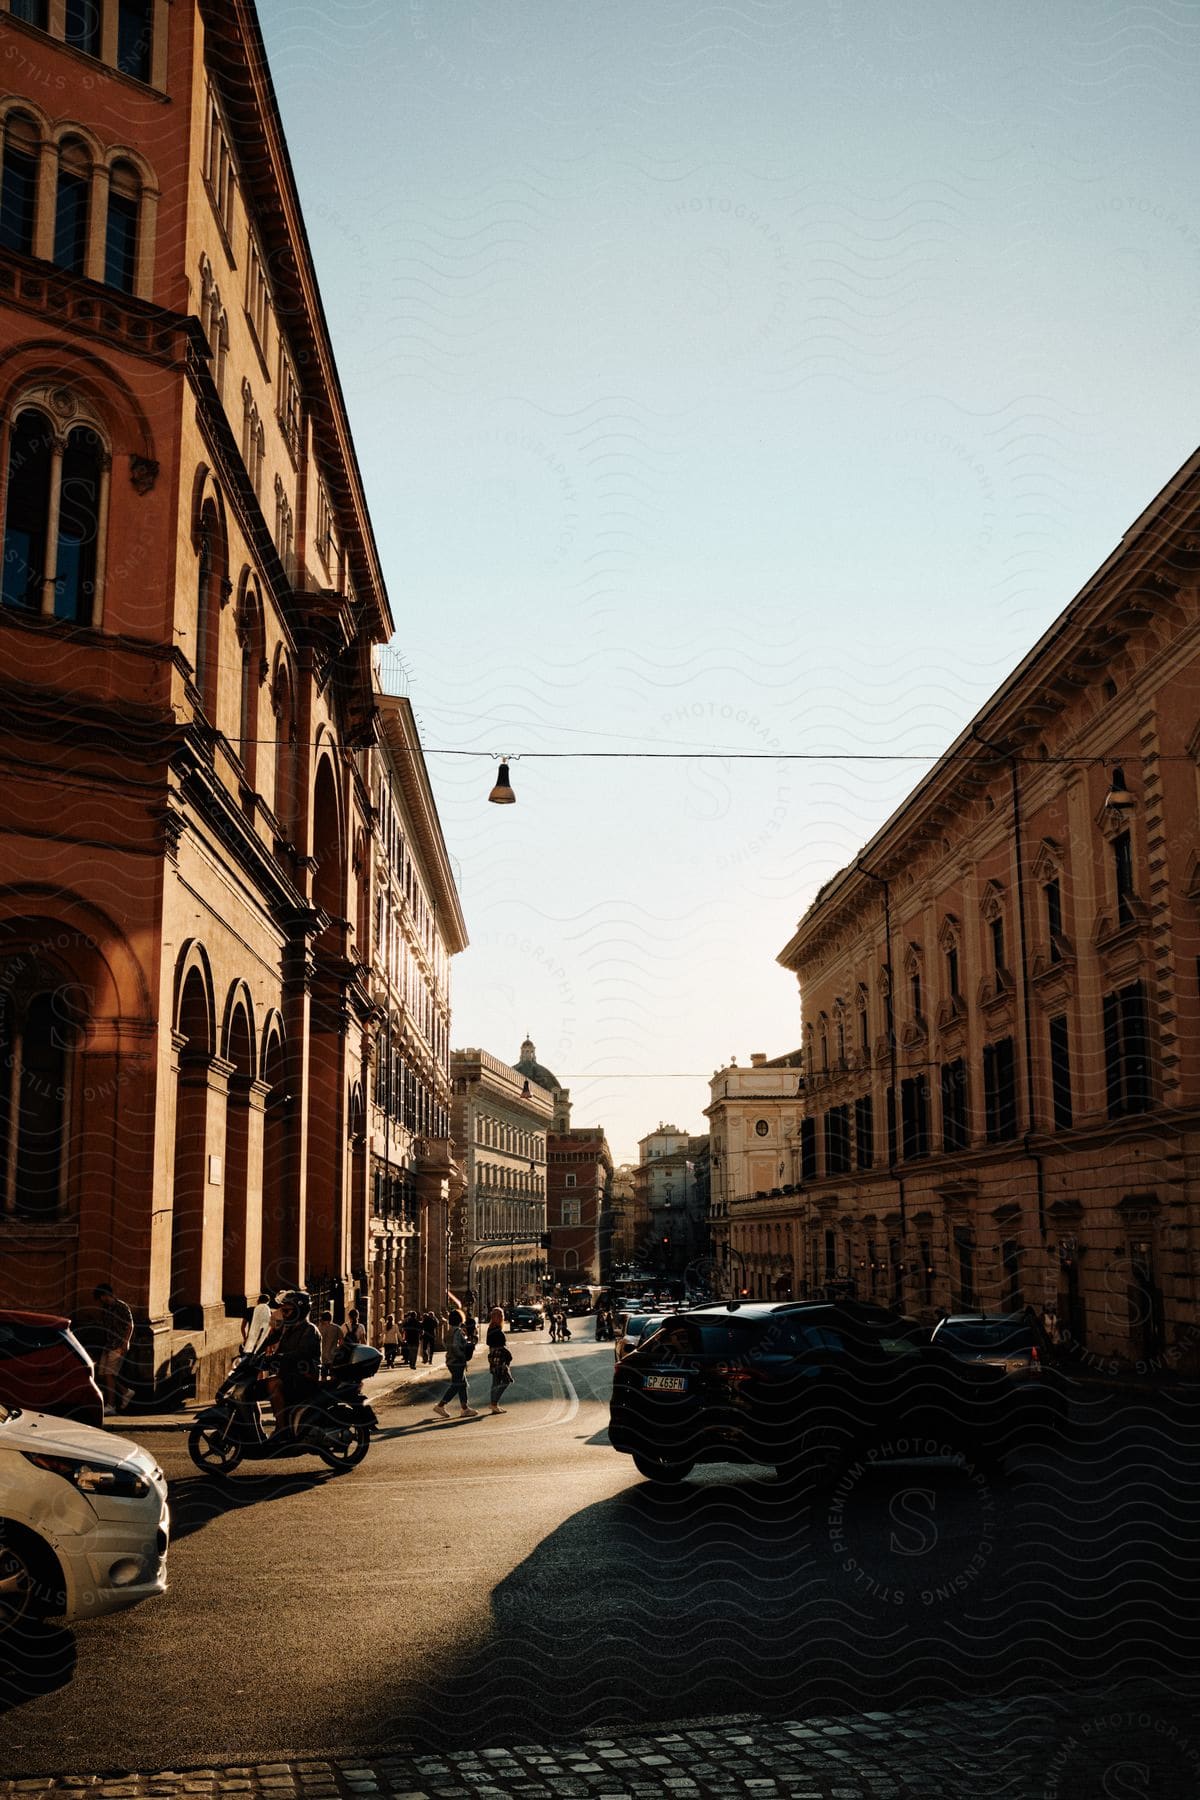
[0,1,459,1397]
[514,1037,613,1290]
[450,1047,551,1313]
[367,694,467,1327]
[779,447,1200,1371]
[706,1051,804,1297]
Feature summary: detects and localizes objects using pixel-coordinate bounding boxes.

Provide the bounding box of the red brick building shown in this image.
[0,1,459,1397]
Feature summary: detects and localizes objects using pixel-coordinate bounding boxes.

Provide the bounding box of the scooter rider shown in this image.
[262,1289,323,1434]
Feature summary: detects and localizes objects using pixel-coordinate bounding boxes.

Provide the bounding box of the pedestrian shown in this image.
[557,1308,571,1343]
[420,1309,437,1363]
[340,1308,367,1347]
[548,1308,559,1344]
[317,1308,341,1371]
[402,1310,421,1369]
[90,1283,134,1411]
[382,1314,401,1369]
[485,1306,513,1415]
[431,1308,477,1420]
[242,1290,274,1354]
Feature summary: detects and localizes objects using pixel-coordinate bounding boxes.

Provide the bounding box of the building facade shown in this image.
[778,447,1200,1372]
[367,694,467,1328]
[706,1052,804,1297]
[513,1037,613,1289]
[0,1,455,1399]
[635,1124,705,1278]
[449,1048,551,1312]
[608,1163,640,1268]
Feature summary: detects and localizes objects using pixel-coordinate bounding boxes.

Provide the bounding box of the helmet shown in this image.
[274,1288,311,1317]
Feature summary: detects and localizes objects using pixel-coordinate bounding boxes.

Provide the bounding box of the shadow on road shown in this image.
[0,1621,74,1714]
[168,1468,331,1541]
[359,1399,1200,1752]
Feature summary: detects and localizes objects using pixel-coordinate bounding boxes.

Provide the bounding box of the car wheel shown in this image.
[632,1452,693,1485]
[0,1523,57,1631]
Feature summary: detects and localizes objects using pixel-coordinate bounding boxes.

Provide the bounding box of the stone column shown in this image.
[34,139,57,264]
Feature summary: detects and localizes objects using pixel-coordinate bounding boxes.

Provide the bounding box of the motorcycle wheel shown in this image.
[318,1422,371,1472]
[187,1421,244,1475]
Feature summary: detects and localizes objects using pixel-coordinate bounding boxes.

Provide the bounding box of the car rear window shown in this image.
[0,1321,71,1357]
[939,1323,1034,1352]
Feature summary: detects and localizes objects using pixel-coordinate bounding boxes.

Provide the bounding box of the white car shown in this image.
[0,1400,169,1631]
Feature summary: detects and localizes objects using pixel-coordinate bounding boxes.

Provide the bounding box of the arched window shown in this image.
[65,0,102,56]
[272,658,295,838]
[2,409,54,613]
[105,158,140,292]
[192,493,225,716]
[55,425,104,622]
[235,579,264,783]
[54,136,90,274]
[0,962,85,1219]
[117,0,153,83]
[0,111,39,256]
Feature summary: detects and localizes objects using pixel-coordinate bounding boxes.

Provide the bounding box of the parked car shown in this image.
[508,1305,545,1332]
[930,1311,1056,1378]
[0,1311,105,1429]
[609,1299,1062,1486]
[613,1312,672,1364]
[0,1401,169,1633]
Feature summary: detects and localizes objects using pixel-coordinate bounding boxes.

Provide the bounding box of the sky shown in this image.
[257,0,1200,1163]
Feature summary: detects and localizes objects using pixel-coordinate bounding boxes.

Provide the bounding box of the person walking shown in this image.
[548,1308,559,1344]
[317,1309,341,1372]
[381,1314,401,1369]
[340,1308,367,1347]
[91,1283,134,1411]
[432,1308,477,1419]
[485,1306,513,1415]
[419,1309,437,1363]
[402,1310,421,1369]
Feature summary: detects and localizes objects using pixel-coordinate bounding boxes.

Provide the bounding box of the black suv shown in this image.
[609,1299,1060,1486]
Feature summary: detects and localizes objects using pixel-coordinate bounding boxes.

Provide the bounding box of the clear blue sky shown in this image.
[259,0,1200,1162]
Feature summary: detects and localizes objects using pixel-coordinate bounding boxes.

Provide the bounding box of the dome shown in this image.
[515,1036,561,1094]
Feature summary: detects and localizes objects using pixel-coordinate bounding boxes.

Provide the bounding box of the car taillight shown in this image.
[714,1364,754,1383]
[1029,1346,1041,1372]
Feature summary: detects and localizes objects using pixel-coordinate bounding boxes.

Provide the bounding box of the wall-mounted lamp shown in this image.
[1104,765,1136,811]
[488,758,516,805]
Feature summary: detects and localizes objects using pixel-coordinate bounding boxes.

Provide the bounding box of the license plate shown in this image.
[645,1373,687,1393]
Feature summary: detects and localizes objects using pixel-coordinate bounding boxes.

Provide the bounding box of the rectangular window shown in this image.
[564,1173,576,1188]
[823,1229,836,1283]
[983,1037,1017,1143]
[104,191,138,292]
[561,1198,581,1227]
[883,984,894,1040]
[278,349,302,461]
[1113,830,1135,926]
[1044,878,1063,960]
[954,1225,976,1310]
[940,1058,968,1152]
[824,1105,850,1175]
[858,1006,869,1052]
[117,0,152,83]
[205,95,236,241]
[900,1074,929,1160]
[990,915,1006,973]
[946,944,960,997]
[10,1,48,25]
[1103,982,1151,1118]
[854,1093,873,1170]
[920,1238,933,1307]
[1049,1014,1072,1130]
[65,0,101,54]
[246,235,272,356]
[800,1116,817,1182]
[886,1085,896,1164]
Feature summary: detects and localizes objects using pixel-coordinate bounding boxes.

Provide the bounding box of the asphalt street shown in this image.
[2,1333,1199,1780]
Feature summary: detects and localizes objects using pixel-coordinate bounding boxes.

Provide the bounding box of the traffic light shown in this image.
[661,1236,669,1246]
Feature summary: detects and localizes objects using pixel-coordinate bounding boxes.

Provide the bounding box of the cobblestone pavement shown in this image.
[6,1688,1200,1800]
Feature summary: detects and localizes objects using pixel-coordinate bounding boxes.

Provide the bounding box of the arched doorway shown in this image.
[170,965,215,1319]
[260,1023,295,1290]
[221,998,256,1311]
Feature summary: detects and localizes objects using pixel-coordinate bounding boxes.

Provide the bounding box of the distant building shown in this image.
[514,1038,613,1288]
[609,1164,641,1267]
[450,1049,552,1312]
[706,1052,804,1298]
[635,1123,705,1277]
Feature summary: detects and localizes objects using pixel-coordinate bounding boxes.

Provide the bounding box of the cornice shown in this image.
[779,450,1200,970]
[377,693,469,953]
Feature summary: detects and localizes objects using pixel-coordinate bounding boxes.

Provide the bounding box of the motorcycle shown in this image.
[186,1343,381,1476]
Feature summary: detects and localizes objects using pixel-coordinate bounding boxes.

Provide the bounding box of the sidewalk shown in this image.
[4,1687,1199,1799]
[119,1359,440,1432]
